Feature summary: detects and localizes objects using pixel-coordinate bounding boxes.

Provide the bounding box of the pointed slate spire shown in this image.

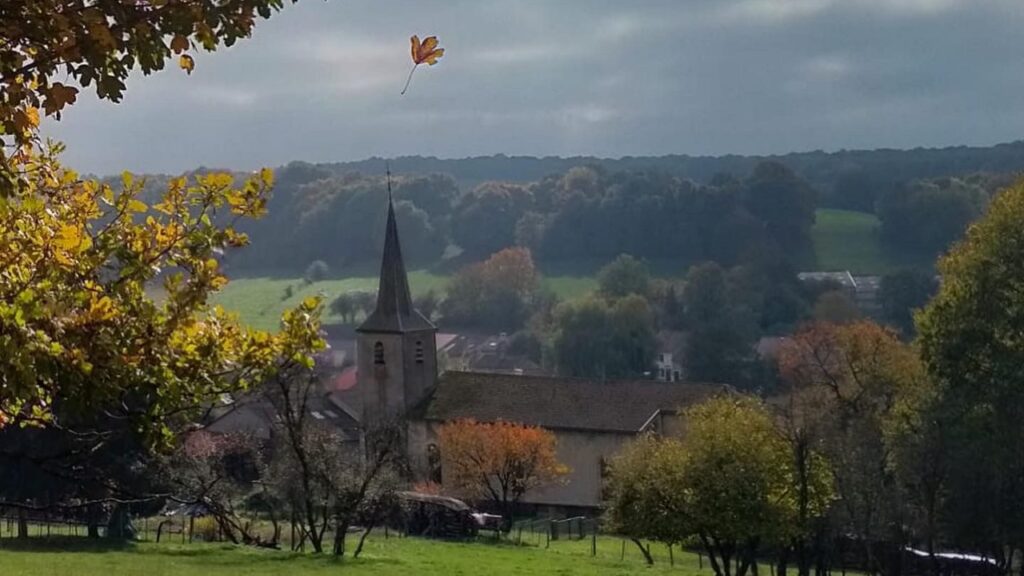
[357,167,435,334]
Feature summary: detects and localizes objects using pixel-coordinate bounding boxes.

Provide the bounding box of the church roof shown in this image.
[419,371,729,433]
[357,193,435,334]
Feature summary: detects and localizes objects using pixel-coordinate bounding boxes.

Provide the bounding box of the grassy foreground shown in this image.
[0,534,706,576]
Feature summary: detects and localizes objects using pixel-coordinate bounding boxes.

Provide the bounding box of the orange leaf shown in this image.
[410,35,421,62]
[411,34,444,66]
[403,34,445,94]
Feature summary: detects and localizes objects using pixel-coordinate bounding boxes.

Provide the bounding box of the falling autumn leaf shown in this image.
[402,34,444,95]
[411,35,445,66]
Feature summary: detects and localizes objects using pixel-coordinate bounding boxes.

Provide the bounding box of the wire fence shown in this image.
[0,512,704,569]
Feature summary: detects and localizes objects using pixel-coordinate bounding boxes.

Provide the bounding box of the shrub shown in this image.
[304,260,329,284]
[191,517,220,542]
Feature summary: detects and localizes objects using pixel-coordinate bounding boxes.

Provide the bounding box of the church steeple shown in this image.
[356,175,435,334]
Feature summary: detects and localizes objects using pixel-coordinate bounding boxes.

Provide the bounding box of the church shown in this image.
[335,194,727,513]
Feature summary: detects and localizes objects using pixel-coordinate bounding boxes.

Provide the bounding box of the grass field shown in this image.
[0,534,706,576]
[810,209,930,274]
[212,272,598,332]
[213,209,917,331]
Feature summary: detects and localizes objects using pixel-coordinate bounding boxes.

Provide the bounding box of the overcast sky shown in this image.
[43,0,1024,175]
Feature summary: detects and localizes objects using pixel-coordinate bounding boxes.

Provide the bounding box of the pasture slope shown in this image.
[215,209,897,330]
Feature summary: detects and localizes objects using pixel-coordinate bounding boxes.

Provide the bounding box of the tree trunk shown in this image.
[306,508,323,553]
[354,504,385,559]
[701,533,728,576]
[778,546,790,576]
[332,520,347,556]
[738,540,759,576]
[631,538,654,565]
[17,509,28,539]
[354,526,373,558]
[798,538,811,576]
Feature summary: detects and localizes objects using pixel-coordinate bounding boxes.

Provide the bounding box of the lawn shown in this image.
[0,534,706,576]
[210,271,450,332]
[811,209,924,274]
[212,271,598,332]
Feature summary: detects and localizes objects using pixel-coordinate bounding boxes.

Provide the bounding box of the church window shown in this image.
[373,341,385,365]
[415,340,425,363]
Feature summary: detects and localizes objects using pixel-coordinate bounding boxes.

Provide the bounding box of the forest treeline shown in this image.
[113,141,1024,276]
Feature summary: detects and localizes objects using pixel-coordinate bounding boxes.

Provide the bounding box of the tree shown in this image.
[605,434,689,565]
[681,396,821,576]
[742,162,818,255]
[440,247,541,331]
[330,292,358,324]
[876,177,987,256]
[597,254,651,299]
[304,260,329,284]
[0,0,302,191]
[352,290,377,319]
[776,371,842,576]
[394,174,459,223]
[262,364,404,555]
[917,178,1024,568]
[778,321,929,574]
[878,269,937,336]
[163,431,269,546]
[830,167,878,213]
[682,263,759,386]
[451,182,532,259]
[812,290,860,324]
[0,145,324,440]
[413,289,439,321]
[437,419,568,526]
[552,294,656,379]
[683,262,730,326]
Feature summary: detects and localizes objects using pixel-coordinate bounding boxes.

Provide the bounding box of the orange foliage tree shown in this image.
[437,418,568,524]
[440,247,542,330]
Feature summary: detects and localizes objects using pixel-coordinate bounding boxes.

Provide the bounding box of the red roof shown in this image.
[329,367,358,392]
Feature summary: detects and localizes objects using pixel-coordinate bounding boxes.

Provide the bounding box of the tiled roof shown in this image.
[420,371,728,433]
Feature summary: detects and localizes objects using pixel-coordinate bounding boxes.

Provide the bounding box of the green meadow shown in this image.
[212,209,905,330]
[0,534,706,576]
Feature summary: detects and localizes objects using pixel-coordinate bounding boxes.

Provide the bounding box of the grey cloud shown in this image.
[42,0,1024,175]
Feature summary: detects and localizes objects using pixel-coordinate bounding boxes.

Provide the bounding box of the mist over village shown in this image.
[3,1,1024,575]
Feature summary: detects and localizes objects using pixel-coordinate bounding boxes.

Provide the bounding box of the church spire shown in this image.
[356,167,435,334]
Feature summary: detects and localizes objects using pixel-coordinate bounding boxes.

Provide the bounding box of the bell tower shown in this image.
[356,176,438,423]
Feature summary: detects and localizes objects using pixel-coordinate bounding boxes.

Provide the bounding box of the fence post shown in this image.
[669,543,675,566]
[621,538,626,561]
[591,523,596,557]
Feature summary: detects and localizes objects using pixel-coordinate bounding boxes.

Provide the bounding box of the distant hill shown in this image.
[310,140,1024,195]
